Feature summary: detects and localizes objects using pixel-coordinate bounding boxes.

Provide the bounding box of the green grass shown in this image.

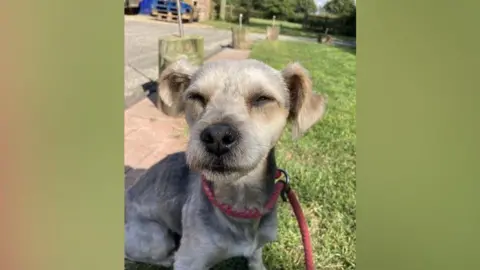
[202,17,356,44]
[248,41,356,270]
[201,17,318,38]
[126,41,356,270]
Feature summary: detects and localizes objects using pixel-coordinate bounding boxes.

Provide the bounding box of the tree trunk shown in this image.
[219,0,226,20]
[302,12,309,28]
[243,1,253,24]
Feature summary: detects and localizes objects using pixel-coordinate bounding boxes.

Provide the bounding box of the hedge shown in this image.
[212,5,356,37]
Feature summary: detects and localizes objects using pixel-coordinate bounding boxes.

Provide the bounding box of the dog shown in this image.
[125,57,327,270]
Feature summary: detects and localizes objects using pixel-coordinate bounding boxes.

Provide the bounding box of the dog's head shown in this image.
[158,58,327,181]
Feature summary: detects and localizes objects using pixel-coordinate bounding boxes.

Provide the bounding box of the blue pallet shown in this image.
[139,0,156,14]
[156,0,192,15]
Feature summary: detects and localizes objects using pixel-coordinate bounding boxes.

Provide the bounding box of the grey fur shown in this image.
[125,59,327,270]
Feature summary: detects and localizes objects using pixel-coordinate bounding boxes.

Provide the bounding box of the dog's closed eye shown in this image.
[250,95,276,107]
[186,92,207,107]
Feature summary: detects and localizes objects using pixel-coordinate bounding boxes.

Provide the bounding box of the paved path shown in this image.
[124,15,232,107]
[124,48,251,189]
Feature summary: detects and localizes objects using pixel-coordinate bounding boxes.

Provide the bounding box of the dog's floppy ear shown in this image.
[157,57,197,116]
[282,62,327,139]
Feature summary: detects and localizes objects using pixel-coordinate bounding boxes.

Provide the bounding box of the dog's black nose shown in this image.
[200,123,239,156]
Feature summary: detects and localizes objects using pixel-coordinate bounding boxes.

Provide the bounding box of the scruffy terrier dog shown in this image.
[125,57,327,270]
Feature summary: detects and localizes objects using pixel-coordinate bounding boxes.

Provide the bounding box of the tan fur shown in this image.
[157,57,198,117]
[282,62,328,139]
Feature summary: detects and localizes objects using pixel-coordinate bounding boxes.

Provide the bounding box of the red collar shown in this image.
[201,170,285,219]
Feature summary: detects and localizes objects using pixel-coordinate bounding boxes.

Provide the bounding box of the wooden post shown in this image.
[266,26,280,40]
[231,13,249,49]
[266,16,280,41]
[176,0,184,37]
[318,28,333,44]
[157,35,204,115]
[231,26,249,49]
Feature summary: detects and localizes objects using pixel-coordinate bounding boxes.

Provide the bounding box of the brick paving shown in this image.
[124,48,251,189]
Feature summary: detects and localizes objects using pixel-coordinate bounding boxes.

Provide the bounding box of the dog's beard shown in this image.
[186,148,260,182]
[189,157,245,183]
[187,151,243,172]
[186,134,271,182]
[201,170,244,183]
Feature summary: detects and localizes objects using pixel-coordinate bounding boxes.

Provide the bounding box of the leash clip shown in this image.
[276,168,291,202]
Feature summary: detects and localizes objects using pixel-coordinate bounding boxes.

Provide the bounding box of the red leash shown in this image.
[201,169,315,270]
[275,169,315,270]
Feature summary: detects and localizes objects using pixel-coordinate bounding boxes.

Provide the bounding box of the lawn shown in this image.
[201,17,318,38]
[201,17,356,43]
[125,41,356,270]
